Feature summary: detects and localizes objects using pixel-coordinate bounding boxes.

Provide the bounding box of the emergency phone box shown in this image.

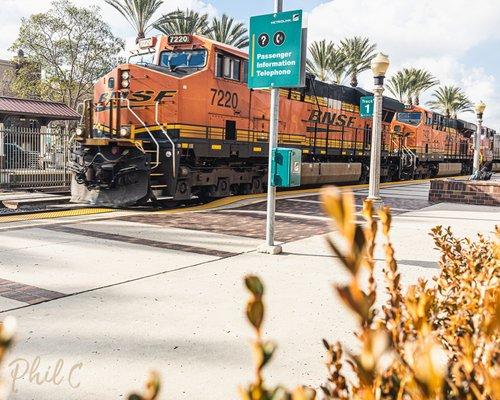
[271,147,302,187]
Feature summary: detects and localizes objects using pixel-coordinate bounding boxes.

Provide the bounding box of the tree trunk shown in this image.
[136,31,145,43]
[350,73,358,87]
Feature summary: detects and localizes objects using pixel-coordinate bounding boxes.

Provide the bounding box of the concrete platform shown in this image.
[0,180,497,399]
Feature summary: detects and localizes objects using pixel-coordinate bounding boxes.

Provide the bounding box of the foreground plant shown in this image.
[241,186,499,400]
[0,317,17,399]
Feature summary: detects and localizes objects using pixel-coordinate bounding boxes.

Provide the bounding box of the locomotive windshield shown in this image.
[396,112,422,125]
[128,51,155,66]
[160,49,207,71]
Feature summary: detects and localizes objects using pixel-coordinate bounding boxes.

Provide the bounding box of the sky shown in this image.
[1,0,499,128]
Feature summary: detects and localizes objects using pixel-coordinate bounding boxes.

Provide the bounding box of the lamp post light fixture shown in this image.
[473,101,486,174]
[367,53,390,206]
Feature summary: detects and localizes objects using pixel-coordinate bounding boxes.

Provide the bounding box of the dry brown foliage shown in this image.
[241,186,499,400]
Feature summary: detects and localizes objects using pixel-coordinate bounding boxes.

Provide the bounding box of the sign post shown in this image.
[249,2,306,255]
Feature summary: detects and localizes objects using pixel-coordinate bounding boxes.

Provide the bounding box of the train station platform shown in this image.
[0,179,498,399]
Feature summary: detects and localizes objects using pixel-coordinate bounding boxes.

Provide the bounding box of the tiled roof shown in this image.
[0,96,80,120]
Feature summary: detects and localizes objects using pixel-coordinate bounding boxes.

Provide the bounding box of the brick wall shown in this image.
[429,179,500,206]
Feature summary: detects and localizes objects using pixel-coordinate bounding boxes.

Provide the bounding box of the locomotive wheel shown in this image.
[195,188,210,203]
[235,183,252,195]
[251,177,263,194]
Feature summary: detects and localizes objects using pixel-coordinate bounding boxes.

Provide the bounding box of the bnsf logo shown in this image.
[97,90,177,105]
[308,110,357,127]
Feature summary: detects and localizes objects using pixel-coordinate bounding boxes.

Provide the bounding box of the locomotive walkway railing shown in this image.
[0,125,72,190]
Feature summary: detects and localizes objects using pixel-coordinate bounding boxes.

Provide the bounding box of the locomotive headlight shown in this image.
[121,71,130,80]
[76,126,84,136]
[165,150,172,158]
[121,79,130,88]
[120,125,131,138]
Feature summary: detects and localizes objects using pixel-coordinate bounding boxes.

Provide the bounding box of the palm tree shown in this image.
[340,36,376,87]
[427,85,473,118]
[105,0,164,42]
[407,68,439,105]
[155,9,211,36]
[329,48,347,84]
[306,40,335,82]
[451,93,474,118]
[306,40,346,84]
[387,68,438,105]
[387,70,410,103]
[208,14,249,49]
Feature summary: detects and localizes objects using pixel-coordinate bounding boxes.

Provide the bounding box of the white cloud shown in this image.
[308,0,500,128]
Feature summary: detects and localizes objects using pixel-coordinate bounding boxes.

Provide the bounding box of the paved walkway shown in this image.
[0,180,497,399]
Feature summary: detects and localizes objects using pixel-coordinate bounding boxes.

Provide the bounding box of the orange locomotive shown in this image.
[71,34,496,206]
[390,105,498,178]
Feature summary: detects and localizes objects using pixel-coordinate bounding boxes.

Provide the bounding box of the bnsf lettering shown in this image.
[129,90,154,102]
[308,110,356,127]
[96,90,177,106]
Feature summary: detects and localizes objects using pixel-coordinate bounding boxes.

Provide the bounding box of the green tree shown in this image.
[387,68,438,105]
[306,40,334,82]
[208,14,249,49]
[387,70,409,103]
[451,93,474,118]
[407,68,439,105]
[10,0,124,109]
[155,9,211,36]
[105,0,164,42]
[427,85,473,118]
[329,48,347,85]
[340,36,376,87]
[306,40,346,84]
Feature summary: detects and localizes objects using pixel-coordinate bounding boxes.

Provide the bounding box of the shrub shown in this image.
[240,187,499,400]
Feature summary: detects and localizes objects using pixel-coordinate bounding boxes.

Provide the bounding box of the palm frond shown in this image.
[208,14,248,49]
[427,85,472,118]
[306,40,334,82]
[340,36,377,87]
[387,68,438,105]
[154,9,211,36]
[105,0,164,40]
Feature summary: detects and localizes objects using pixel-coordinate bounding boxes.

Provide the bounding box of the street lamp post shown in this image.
[473,101,486,174]
[367,53,390,206]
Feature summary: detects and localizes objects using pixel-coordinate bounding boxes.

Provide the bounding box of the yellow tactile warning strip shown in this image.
[0,208,113,224]
[157,176,449,215]
[0,176,467,222]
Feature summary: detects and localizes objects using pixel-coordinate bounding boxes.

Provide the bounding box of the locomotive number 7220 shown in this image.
[210,89,239,110]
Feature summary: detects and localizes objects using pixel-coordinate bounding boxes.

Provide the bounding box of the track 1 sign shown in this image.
[248,10,306,89]
[360,96,374,118]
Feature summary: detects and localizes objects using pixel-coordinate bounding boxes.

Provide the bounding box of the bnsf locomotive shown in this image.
[71,34,500,206]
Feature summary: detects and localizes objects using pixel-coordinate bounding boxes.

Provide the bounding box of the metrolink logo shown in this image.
[307,110,357,127]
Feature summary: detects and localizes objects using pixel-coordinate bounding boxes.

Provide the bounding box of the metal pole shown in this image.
[260,0,283,255]
[367,79,384,205]
[473,114,482,174]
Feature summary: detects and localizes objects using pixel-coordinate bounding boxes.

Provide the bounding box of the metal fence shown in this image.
[0,126,72,190]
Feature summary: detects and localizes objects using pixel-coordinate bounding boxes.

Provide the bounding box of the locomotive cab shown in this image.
[71,35,216,206]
